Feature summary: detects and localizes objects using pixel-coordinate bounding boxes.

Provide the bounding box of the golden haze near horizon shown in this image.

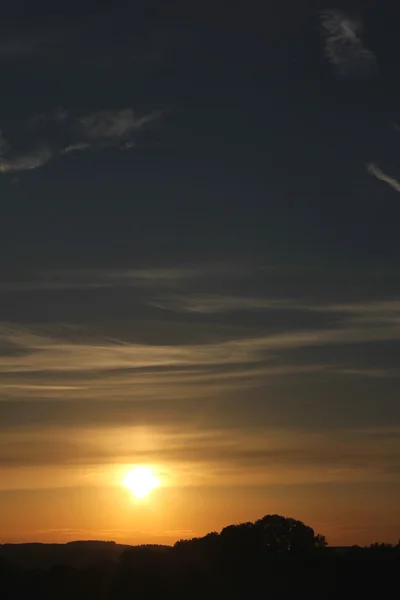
[1,420,399,547]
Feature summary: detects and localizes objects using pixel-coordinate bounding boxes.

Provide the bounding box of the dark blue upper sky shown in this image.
[1,0,400,275]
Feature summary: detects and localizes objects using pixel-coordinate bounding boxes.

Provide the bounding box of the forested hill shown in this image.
[0,541,169,569]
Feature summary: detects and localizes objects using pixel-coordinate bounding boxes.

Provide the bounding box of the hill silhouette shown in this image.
[0,514,399,599]
[0,541,170,569]
[0,541,126,569]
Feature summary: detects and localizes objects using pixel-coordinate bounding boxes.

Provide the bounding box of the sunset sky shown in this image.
[1,0,400,548]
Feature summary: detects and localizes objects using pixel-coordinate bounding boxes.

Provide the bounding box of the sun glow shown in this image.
[122,467,160,499]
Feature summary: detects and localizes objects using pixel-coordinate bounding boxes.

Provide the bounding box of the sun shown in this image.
[122,467,160,499]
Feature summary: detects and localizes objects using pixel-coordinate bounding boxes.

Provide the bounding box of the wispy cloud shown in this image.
[151,294,293,313]
[1,425,399,489]
[30,106,69,127]
[150,293,400,320]
[0,33,50,59]
[0,106,159,175]
[367,163,400,192]
[0,21,80,62]
[335,367,400,379]
[100,266,209,281]
[0,145,54,173]
[0,317,399,377]
[61,142,92,155]
[0,279,109,292]
[79,108,159,141]
[121,141,135,151]
[319,9,377,78]
[0,264,256,292]
[0,129,10,154]
[1,279,399,431]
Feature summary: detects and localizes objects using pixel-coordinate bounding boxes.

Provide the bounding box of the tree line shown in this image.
[1,514,399,599]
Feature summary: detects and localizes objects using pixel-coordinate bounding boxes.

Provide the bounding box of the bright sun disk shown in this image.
[122,467,160,499]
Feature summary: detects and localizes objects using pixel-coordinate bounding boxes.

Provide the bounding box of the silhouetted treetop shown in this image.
[255,514,327,553]
[174,514,327,558]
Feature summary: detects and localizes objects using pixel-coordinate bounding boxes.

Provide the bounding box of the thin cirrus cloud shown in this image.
[79,108,159,141]
[150,293,400,320]
[367,163,400,193]
[1,425,399,472]
[151,294,295,313]
[0,424,399,491]
[1,293,399,417]
[0,32,53,60]
[0,264,258,291]
[0,129,10,154]
[0,107,159,174]
[0,316,399,377]
[30,106,69,127]
[319,9,377,78]
[0,21,82,62]
[61,142,93,155]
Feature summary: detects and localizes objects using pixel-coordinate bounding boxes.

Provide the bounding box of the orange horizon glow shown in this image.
[1,432,400,548]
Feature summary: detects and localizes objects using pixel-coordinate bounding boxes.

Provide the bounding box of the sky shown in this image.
[1,0,400,547]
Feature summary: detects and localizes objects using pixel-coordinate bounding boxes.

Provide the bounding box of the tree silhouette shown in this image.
[254,514,327,555]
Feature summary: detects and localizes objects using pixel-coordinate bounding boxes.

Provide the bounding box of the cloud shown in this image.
[0,316,399,378]
[319,10,377,78]
[0,288,399,431]
[150,293,400,320]
[0,263,255,291]
[61,142,92,154]
[0,106,159,175]
[31,106,69,127]
[0,267,210,293]
[151,294,293,313]
[367,163,400,192]
[101,266,206,281]
[0,146,54,173]
[0,35,47,59]
[335,367,400,379]
[324,300,400,314]
[0,426,399,489]
[79,108,159,141]
[0,279,109,292]
[0,22,76,61]
[121,141,135,151]
[0,130,10,155]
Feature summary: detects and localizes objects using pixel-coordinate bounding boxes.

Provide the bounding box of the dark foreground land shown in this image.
[1,515,399,599]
